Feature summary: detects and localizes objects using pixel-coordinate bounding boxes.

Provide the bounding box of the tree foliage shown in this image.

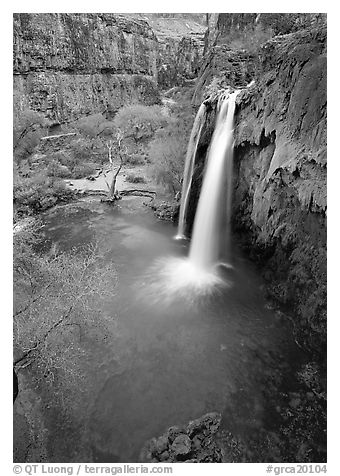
[113,104,167,144]
[148,97,195,194]
[148,132,186,193]
[75,113,116,139]
[14,173,74,216]
[13,109,48,162]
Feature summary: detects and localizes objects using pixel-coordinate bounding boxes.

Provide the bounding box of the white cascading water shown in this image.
[176,103,206,239]
[189,90,239,270]
[143,90,239,303]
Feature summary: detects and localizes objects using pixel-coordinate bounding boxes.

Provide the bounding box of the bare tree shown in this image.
[13,237,117,385]
[102,132,126,200]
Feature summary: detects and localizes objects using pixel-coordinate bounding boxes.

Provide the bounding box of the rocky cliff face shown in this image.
[135,14,206,89]
[193,13,326,105]
[192,46,256,104]
[233,26,326,353]
[13,13,207,123]
[190,22,327,354]
[13,13,161,123]
[157,36,204,89]
[193,14,259,104]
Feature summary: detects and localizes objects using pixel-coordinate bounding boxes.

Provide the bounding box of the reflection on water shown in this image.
[41,198,302,462]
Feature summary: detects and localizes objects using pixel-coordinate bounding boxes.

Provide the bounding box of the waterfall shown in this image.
[145,91,238,302]
[176,103,206,239]
[189,91,239,270]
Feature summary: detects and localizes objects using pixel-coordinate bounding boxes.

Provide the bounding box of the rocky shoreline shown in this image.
[140,413,223,463]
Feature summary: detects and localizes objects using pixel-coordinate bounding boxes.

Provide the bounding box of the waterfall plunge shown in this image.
[176,103,206,239]
[189,91,238,271]
[144,91,238,303]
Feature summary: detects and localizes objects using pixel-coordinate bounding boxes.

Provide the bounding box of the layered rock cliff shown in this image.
[13,13,161,123]
[13,13,207,124]
[191,20,327,354]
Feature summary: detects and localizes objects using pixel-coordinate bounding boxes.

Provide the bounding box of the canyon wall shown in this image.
[233,26,326,353]
[193,13,326,104]
[136,14,206,89]
[13,13,161,123]
[191,17,327,354]
[13,13,206,124]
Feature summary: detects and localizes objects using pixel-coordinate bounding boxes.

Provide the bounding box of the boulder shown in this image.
[139,412,223,463]
[170,434,192,457]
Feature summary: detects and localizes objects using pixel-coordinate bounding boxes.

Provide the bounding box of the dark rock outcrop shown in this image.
[140,412,223,463]
[13,13,161,122]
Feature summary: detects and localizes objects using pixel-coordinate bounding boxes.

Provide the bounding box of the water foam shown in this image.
[138,257,232,307]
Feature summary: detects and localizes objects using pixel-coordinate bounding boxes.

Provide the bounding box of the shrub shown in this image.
[14,174,74,216]
[75,114,116,139]
[148,119,191,193]
[44,144,98,179]
[125,174,146,184]
[13,109,49,162]
[125,153,147,165]
[47,160,72,178]
[49,151,73,167]
[72,163,97,179]
[147,91,196,194]
[114,104,168,144]
[67,137,94,162]
[149,135,185,193]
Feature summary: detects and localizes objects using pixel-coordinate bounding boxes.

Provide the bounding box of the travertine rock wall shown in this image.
[233,26,327,352]
[191,23,327,353]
